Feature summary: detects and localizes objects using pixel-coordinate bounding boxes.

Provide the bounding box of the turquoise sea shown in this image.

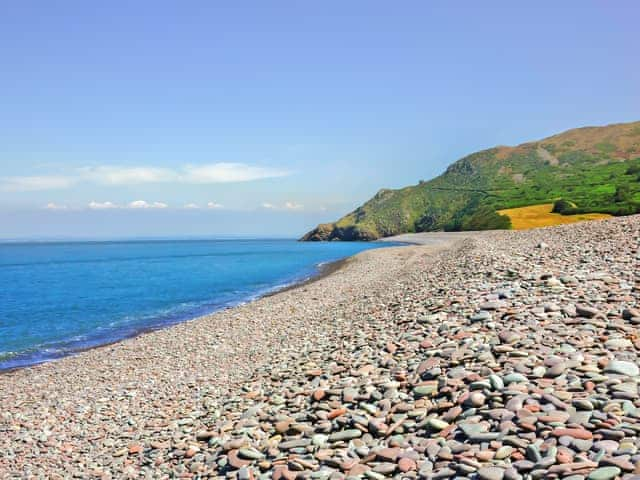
[0,239,393,370]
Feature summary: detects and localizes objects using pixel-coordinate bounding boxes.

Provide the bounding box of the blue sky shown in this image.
[1,1,638,238]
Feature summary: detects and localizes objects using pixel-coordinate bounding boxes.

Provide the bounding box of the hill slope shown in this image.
[302,121,640,240]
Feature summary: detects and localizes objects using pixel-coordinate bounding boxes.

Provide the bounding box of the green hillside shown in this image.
[301,121,640,240]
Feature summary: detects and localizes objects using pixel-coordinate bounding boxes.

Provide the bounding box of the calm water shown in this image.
[0,239,392,369]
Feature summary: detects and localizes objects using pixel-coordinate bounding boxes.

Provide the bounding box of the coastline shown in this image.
[0,248,367,373]
[4,218,638,477]
[263,255,352,297]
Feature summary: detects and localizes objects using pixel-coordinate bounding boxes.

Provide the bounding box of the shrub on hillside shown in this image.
[464,207,512,230]
[626,164,640,175]
[551,199,577,214]
[614,185,631,203]
[444,205,511,231]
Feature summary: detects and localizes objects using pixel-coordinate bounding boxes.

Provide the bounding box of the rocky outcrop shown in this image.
[300,223,378,241]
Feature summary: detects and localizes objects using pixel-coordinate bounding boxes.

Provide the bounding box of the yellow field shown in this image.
[498,203,611,230]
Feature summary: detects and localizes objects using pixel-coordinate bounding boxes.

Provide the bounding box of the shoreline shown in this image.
[0,233,475,374]
[263,255,351,297]
[0,251,360,374]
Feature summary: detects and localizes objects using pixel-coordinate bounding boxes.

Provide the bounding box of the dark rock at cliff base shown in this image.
[299,223,378,241]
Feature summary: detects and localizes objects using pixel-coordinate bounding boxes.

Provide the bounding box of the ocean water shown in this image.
[0,239,393,370]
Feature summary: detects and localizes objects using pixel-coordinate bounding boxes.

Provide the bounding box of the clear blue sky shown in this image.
[1,1,638,238]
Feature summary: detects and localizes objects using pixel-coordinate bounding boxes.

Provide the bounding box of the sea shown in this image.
[0,238,394,370]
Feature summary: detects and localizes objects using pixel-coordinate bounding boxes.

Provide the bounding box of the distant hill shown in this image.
[302,121,640,241]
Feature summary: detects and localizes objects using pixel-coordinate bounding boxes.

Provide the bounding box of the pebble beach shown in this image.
[1,215,640,480]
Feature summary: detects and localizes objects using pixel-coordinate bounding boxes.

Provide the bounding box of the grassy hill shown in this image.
[301,121,640,240]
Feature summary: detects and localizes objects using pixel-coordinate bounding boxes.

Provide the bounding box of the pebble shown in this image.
[588,467,622,480]
[428,418,449,430]
[469,392,486,407]
[398,457,416,472]
[328,429,362,442]
[478,466,505,480]
[604,360,640,377]
[471,311,492,322]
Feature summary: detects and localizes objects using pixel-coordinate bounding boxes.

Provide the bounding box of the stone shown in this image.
[604,360,640,377]
[545,362,566,378]
[489,374,504,390]
[328,429,362,442]
[605,338,632,349]
[279,439,311,450]
[398,457,416,472]
[478,466,505,480]
[471,311,492,322]
[313,389,326,401]
[469,392,486,407]
[414,383,438,397]
[495,446,513,460]
[587,467,621,480]
[622,308,640,320]
[376,447,400,462]
[239,448,264,460]
[504,373,528,385]
[551,428,593,440]
[228,450,252,469]
[427,418,449,430]
[572,399,594,410]
[576,304,602,318]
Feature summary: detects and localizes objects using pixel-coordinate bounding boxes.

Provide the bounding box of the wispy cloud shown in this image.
[45,200,239,211]
[262,201,305,211]
[88,201,118,209]
[1,163,291,191]
[44,202,68,210]
[128,200,168,209]
[284,201,304,210]
[2,176,76,192]
[181,163,289,183]
[80,166,175,185]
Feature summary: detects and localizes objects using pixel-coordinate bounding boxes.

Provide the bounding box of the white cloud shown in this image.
[262,201,304,210]
[0,163,291,192]
[207,202,223,209]
[80,166,175,185]
[184,203,200,209]
[181,163,289,183]
[1,176,76,192]
[44,202,68,210]
[284,201,304,210]
[127,200,168,209]
[88,201,118,209]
